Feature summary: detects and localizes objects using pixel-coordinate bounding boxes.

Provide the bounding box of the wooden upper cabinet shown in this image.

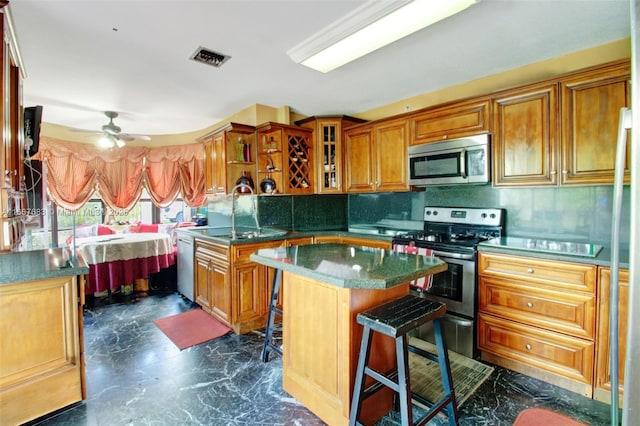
[344,125,375,192]
[492,60,630,188]
[211,133,227,194]
[373,118,409,192]
[560,61,631,185]
[296,115,366,194]
[492,83,559,187]
[200,123,256,195]
[409,97,490,145]
[344,117,408,193]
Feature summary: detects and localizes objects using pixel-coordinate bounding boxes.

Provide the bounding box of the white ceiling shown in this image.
[8,0,631,138]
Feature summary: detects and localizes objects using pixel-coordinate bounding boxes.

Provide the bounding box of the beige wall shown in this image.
[42,38,630,146]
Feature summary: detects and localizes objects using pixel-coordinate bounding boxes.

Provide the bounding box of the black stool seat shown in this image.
[357,295,447,337]
[350,294,458,426]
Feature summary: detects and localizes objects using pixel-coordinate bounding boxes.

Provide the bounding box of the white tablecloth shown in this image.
[77,233,174,265]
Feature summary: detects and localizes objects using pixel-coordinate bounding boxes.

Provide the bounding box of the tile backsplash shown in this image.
[208,184,630,247]
[422,184,630,246]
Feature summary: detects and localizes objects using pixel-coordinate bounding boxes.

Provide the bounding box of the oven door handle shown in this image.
[431,250,475,260]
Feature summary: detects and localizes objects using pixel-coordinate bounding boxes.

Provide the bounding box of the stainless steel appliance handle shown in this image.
[460,148,467,178]
[443,313,473,327]
[431,250,475,260]
[610,106,631,423]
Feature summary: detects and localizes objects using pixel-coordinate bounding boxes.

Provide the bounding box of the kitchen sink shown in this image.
[188,227,288,241]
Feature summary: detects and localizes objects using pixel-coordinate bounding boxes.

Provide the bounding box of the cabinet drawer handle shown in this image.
[526,302,533,308]
[527,268,534,274]
[525,344,532,350]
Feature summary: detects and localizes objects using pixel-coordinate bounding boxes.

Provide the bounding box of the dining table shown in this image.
[76,233,175,294]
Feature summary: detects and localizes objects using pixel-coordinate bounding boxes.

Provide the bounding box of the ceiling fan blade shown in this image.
[69,127,101,134]
[120,133,151,141]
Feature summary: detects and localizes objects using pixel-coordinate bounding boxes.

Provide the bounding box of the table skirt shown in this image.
[85,252,175,294]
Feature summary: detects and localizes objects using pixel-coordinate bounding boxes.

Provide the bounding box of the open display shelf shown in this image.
[256,122,313,195]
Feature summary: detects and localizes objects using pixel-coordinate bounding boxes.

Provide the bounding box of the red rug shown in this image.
[153,309,232,350]
[513,408,587,426]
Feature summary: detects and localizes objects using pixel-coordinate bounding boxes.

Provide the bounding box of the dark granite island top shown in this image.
[0,247,89,285]
[250,243,447,425]
[250,242,447,289]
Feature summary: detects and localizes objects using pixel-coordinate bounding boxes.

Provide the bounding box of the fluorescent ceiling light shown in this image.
[287,0,478,73]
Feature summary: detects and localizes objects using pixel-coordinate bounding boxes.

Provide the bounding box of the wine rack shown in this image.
[256,122,313,195]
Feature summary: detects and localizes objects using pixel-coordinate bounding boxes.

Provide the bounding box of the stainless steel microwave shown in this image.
[408,134,490,186]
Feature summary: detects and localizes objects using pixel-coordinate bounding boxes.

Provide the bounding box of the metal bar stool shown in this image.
[349,294,459,426]
[261,268,282,362]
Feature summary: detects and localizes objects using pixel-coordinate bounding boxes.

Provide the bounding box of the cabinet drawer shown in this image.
[478,252,596,293]
[232,240,282,263]
[195,239,229,262]
[478,276,596,339]
[478,313,594,384]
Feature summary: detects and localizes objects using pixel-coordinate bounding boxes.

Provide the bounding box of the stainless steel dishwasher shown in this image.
[176,233,194,301]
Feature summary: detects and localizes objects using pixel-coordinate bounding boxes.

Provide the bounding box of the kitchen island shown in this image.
[250,243,447,425]
[0,248,89,425]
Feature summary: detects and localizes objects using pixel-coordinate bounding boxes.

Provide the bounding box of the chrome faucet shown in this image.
[230,183,261,239]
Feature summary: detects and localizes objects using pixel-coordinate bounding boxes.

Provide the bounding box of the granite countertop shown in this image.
[250,242,447,289]
[0,247,90,285]
[479,237,629,268]
[176,226,394,245]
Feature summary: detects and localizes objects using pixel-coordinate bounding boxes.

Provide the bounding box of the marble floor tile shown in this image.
[28,292,613,426]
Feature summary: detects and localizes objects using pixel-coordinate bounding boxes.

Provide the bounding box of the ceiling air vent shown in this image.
[190,46,231,68]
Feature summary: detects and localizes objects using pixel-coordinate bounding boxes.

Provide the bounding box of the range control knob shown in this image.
[481,213,487,219]
[490,213,496,219]
[425,210,432,216]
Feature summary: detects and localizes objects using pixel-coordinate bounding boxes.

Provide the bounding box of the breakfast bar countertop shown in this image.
[0,247,89,285]
[250,242,447,289]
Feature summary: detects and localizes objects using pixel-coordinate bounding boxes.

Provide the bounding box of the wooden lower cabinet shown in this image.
[0,275,85,425]
[594,267,629,406]
[231,240,282,334]
[195,239,231,324]
[195,238,285,334]
[477,252,596,396]
[479,313,595,394]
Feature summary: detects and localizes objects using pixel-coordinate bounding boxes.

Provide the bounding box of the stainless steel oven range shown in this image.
[392,206,504,358]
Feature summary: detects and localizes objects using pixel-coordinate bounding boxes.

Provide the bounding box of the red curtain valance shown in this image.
[34,137,206,211]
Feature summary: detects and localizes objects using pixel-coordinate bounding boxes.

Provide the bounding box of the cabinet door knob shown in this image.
[527,268,534,274]
[527,302,533,308]
[562,169,569,174]
[550,170,557,175]
[525,344,532,350]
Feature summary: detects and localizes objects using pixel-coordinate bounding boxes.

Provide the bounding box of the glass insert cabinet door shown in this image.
[317,121,342,193]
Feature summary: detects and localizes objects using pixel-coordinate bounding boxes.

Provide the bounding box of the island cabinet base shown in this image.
[282,272,408,425]
[0,275,84,425]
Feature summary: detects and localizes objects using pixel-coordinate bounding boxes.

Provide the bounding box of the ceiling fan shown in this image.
[74,111,151,148]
